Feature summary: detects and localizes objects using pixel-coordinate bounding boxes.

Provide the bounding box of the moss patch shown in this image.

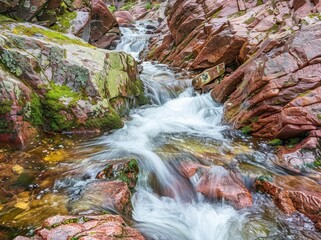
[241,125,253,134]
[43,83,80,131]
[84,108,123,130]
[0,99,12,115]
[50,10,77,33]
[13,24,92,47]
[267,138,282,146]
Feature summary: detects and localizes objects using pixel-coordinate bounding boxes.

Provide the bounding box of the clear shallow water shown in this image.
[1,21,321,239]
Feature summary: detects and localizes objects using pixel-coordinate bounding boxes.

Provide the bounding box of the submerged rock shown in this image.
[179,162,252,209]
[71,180,132,216]
[0,22,146,148]
[196,166,253,209]
[96,158,139,191]
[14,214,145,240]
[256,175,321,230]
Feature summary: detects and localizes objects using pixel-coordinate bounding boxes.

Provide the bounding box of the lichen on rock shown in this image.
[0,22,147,148]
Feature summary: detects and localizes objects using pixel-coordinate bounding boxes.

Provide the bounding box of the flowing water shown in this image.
[1,21,321,239]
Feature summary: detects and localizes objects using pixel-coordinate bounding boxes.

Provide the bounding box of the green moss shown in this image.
[244,16,255,24]
[50,10,77,33]
[145,1,153,10]
[13,24,92,47]
[251,116,259,123]
[154,3,160,10]
[268,23,279,34]
[0,14,15,23]
[308,13,321,21]
[241,125,253,134]
[317,114,321,120]
[28,93,43,126]
[285,137,301,149]
[211,8,222,18]
[257,0,264,6]
[120,2,135,11]
[267,138,283,146]
[84,108,123,130]
[0,99,12,115]
[304,159,321,169]
[137,94,150,106]
[257,175,273,182]
[108,5,116,13]
[43,83,80,131]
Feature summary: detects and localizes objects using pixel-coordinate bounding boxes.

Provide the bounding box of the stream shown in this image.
[1,21,321,239]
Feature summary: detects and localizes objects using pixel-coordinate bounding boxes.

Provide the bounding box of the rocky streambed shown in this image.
[1,0,321,240]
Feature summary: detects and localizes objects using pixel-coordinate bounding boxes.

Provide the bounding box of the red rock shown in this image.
[90,0,118,45]
[256,175,321,230]
[114,11,135,26]
[74,180,132,215]
[11,0,48,21]
[192,63,225,89]
[196,166,252,209]
[14,214,145,240]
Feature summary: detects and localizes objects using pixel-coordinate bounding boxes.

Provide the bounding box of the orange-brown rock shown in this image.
[14,214,145,240]
[256,175,321,230]
[72,180,132,216]
[195,166,252,209]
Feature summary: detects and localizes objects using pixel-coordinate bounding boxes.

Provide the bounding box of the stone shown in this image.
[256,175,321,230]
[114,11,135,26]
[196,166,252,209]
[0,22,146,148]
[192,63,225,89]
[14,214,145,240]
[12,164,24,175]
[71,180,132,216]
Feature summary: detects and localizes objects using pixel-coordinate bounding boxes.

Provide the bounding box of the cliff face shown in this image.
[148,0,321,142]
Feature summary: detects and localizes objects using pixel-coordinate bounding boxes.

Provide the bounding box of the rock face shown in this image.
[256,175,321,230]
[0,0,119,48]
[14,214,145,240]
[0,21,146,148]
[149,0,321,154]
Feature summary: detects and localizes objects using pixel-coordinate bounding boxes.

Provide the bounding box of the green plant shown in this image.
[108,5,116,13]
[241,125,253,134]
[268,138,283,146]
[145,1,153,10]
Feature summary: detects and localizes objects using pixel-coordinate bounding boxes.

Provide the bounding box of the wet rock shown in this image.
[96,159,139,191]
[114,11,135,26]
[192,63,225,89]
[12,164,24,175]
[71,180,132,216]
[148,0,321,163]
[90,0,119,48]
[256,175,321,230]
[0,22,146,148]
[196,166,252,209]
[14,214,145,240]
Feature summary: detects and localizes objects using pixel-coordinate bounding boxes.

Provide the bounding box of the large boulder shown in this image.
[14,214,145,240]
[0,21,147,148]
[0,0,120,49]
